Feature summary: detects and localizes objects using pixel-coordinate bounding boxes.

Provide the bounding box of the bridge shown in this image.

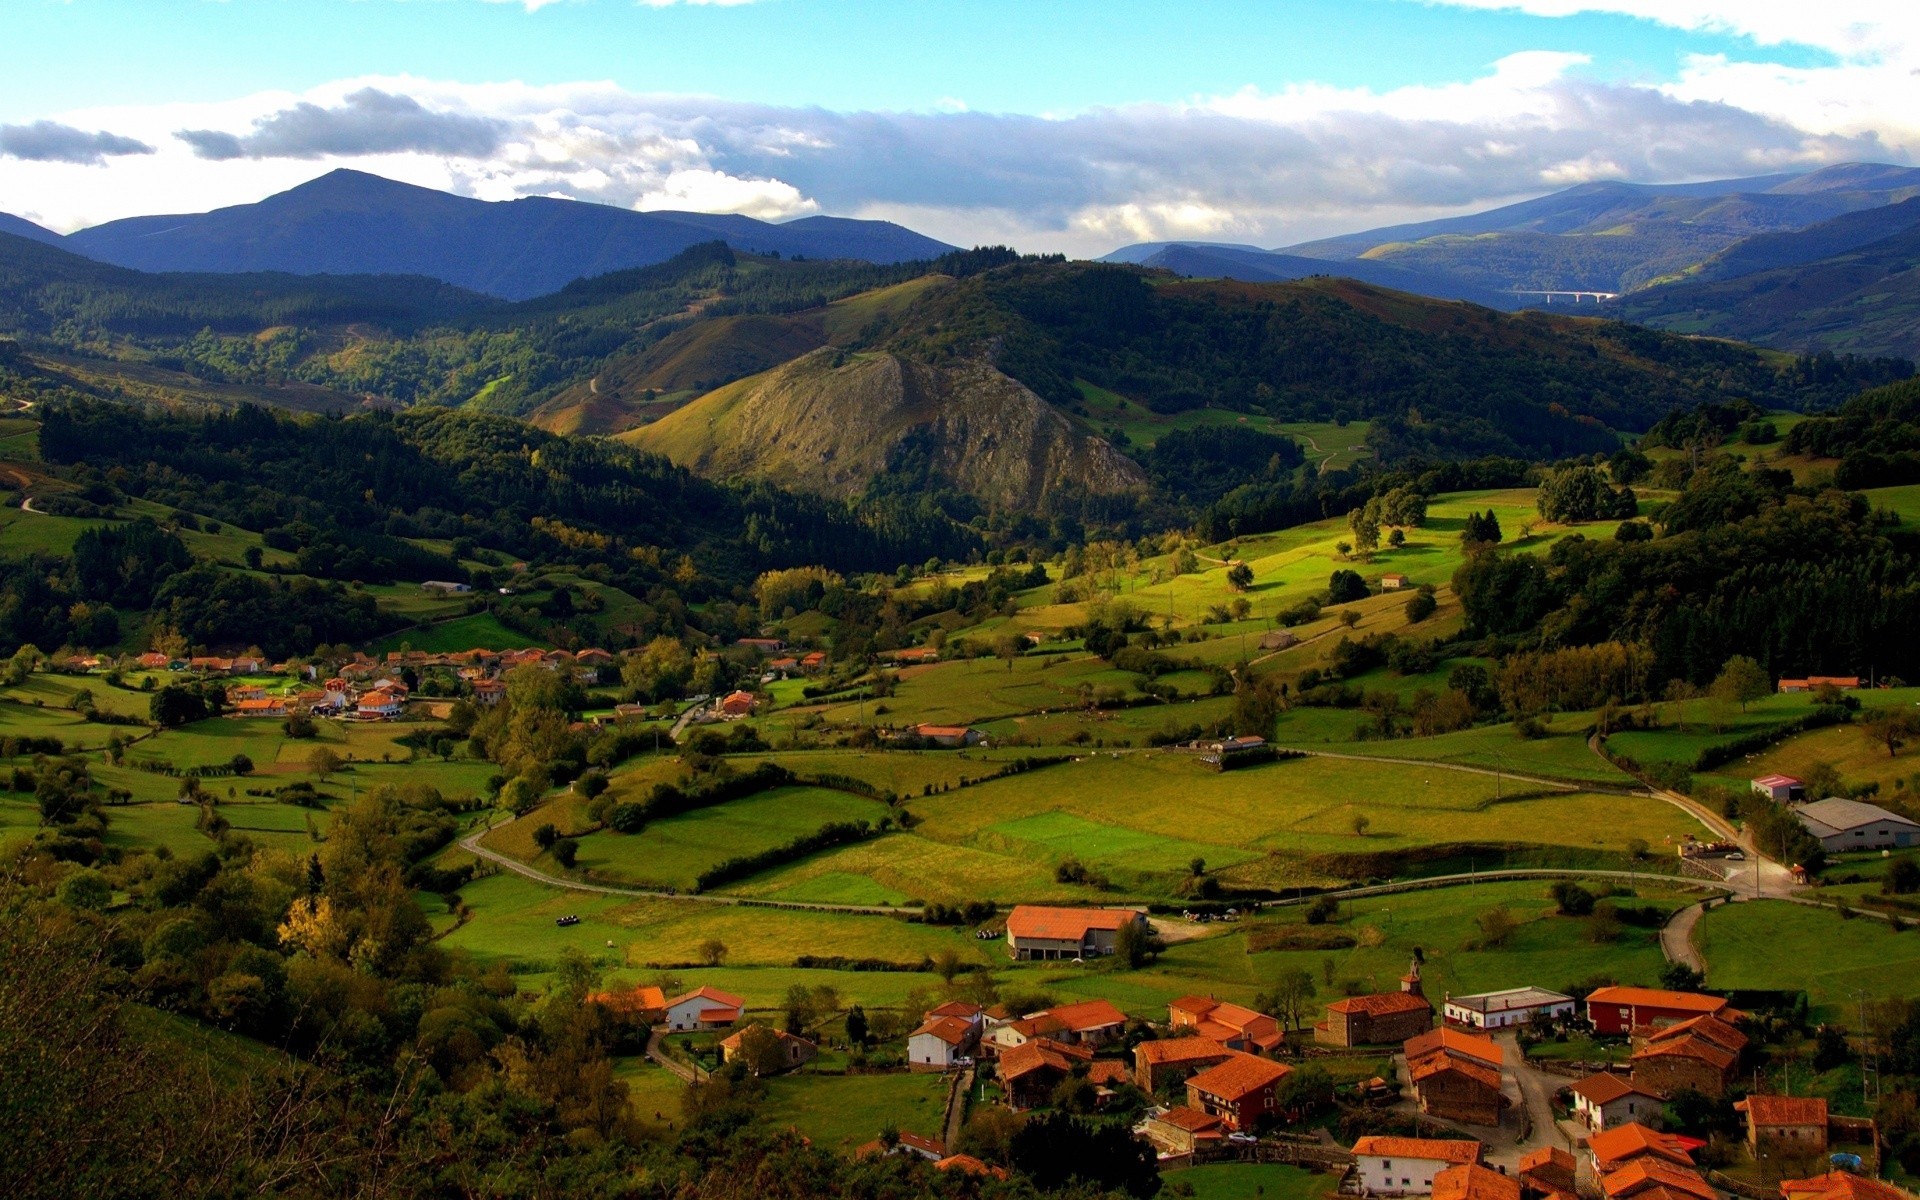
[1507,289,1619,304]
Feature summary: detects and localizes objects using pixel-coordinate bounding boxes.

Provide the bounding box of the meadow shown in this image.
[1694,899,1920,1020]
[569,785,892,890]
[759,1071,950,1153]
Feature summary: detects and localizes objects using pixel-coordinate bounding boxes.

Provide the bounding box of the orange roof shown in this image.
[1645,1014,1747,1053]
[1087,1060,1131,1086]
[1589,1124,1694,1170]
[234,698,285,711]
[1572,1073,1661,1105]
[1602,1161,1717,1200]
[1411,1051,1501,1092]
[927,1001,983,1020]
[1137,1037,1233,1066]
[1005,905,1140,942]
[1739,1095,1829,1127]
[1186,1051,1291,1103]
[1351,1136,1482,1165]
[587,985,667,1015]
[1587,987,1730,1015]
[1407,1027,1502,1067]
[935,1154,1008,1179]
[667,985,744,1011]
[914,724,974,738]
[910,1016,975,1046]
[1783,1175,1914,1200]
[1434,1164,1522,1200]
[1042,998,1128,1032]
[1330,991,1431,1016]
[1520,1148,1578,1178]
[1633,1033,1737,1071]
[1156,1107,1227,1135]
[358,690,400,705]
[998,1038,1092,1081]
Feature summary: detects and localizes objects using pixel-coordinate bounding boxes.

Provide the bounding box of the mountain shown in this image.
[0,213,64,248]
[1614,203,1920,361]
[622,350,1148,508]
[1096,242,1509,306]
[61,169,956,300]
[1265,163,1920,295]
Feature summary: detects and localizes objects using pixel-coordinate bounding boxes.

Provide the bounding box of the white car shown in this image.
[1227,1131,1258,1145]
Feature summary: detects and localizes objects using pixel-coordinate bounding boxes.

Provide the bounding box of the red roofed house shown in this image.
[908,1015,979,1071]
[987,999,1127,1051]
[998,1038,1094,1109]
[719,690,757,718]
[1169,995,1286,1053]
[1351,1136,1483,1194]
[1405,1028,1504,1126]
[736,637,786,654]
[719,1024,817,1075]
[1631,1014,1747,1098]
[1435,1164,1522,1200]
[1317,986,1433,1047]
[233,697,290,718]
[800,651,828,673]
[1571,1073,1665,1132]
[356,690,404,719]
[935,1153,1009,1180]
[664,986,744,1032]
[1782,1175,1915,1200]
[911,723,983,747]
[1738,1095,1829,1155]
[587,984,668,1024]
[1142,1105,1228,1155]
[1585,987,1734,1036]
[1004,905,1148,961]
[1588,1123,1696,1175]
[1601,1159,1718,1200]
[1134,1036,1234,1092]
[1518,1147,1579,1200]
[1185,1051,1292,1131]
[135,652,172,671]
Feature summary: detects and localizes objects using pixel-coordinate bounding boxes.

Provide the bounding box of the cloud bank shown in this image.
[0,121,154,165]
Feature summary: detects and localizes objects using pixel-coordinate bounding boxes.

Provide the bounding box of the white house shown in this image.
[907,1015,978,1071]
[1751,774,1805,803]
[1350,1136,1483,1195]
[1442,986,1575,1030]
[663,986,744,1032]
[1570,1073,1664,1133]
[1794,798,1920,852]
[355,690,405,719]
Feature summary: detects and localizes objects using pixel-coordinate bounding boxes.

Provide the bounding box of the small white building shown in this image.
[663,986,744,1032]
[1795,798,1920,852]
[907,1015,977,1071]
[1442,986,1575,1030]
[1569,1073,1664,1133]
[1350,1136,1483,1195]
[421,580,472,594]
[1751,774,1806,803]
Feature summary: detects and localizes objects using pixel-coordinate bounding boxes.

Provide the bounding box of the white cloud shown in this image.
[637,168,818,218]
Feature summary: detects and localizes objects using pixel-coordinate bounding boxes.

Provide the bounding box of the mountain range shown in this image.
[8,170,955,301]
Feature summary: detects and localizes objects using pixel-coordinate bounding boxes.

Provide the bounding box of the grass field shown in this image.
[570,785,892,890]
[373,611,540,654]
[1694,899,1920,1020]
[760,1071,949,1153]
[1172,1163,1341,1200]
[1610,690,1920,782]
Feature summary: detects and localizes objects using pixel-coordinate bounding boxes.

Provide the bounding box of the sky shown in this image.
[2,0,1917,256]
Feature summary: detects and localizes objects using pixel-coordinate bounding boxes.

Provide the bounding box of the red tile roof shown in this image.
[1602,1161,1717,1200]
[1520,1147,1578,1181]
[1087,1060,1131,1086]
[1411,1051,1502,1092]
[1645,1014,1748,1053]
[1406,1027,1502,1067]
[1005,905,1141,942]
[1137,1037,1233,1065]
[1739,1095,1829,1127]
[1782,1175,1915,1200]
[910,1016,975,1046]
[1633,1033,1737,1072]
[1589,1124,1695,1170]
[1351,1136,1482,1165]
[1041,998,1127,1032]
[927,1001,983,1020]
[1571,1073,1660,1105]
[1157,1107,1227,1135]
[1330,991,1431,1016]
[998,1038,1093,1081]
[1186,1051,1291,1103]
[586,985,667,1015]
[935,1154,1008,1179]
[1586,987,1731,1015]
[1435,1164,1523,1200]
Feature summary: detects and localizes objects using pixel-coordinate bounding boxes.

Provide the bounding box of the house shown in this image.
[1023,999,1128,1046]
[1143,1105,1228,1155]
[1587,1123,1695,1174]
[1570,1073,1665,1132]
[1443,986,1575,1031]
[1350,1136,1483,1195]
[908,1016,978,1071]
[421,580,472,594]
[1258,630,1299,651]
[1631,1014,1746,1097]
[1381,572,1411,591]
[356,690,405,719]
[1193,735,1274,770]
[997,1038,1094,1109]
[934,1154,1009,1180]
[766,657,801,676]
[984,1013,1068,1056]
[471,679,505,706]
[233,697,289,718]
[586,985,667,1024]
[912,724,983,747]
[718,690,758,718]
[800,651,828,673]
[1004,905,1148,961]
[1600,1159,1717,1200]
[1752,775,1807,803]
[1782,1174,1915,1200]
[1168,995,1285,1053]
[663,986,744,1032]
[1134,1036,1234,1092]
[135,652,172,671]
[1405,1028,1504,1126]
[1317,990,1433,1047]
[1184,1052,1292,1131]
[1585,987,1735,1036]
[1777,677,1862,693]
[1794,798,1920,852]
[1518,1147,1579,1200]
[856,1131,949,1162]
[1434,1164,1522,1200]
[926,1000,986,1027]
[719,1025,817,1075]
[736,637,786,654]
[1738,1095,1829,1155]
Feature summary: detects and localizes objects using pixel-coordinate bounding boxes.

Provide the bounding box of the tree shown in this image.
[228,754,253,776]
[1274,1063,1335,1119]
[1261,967,1317,1030]
[733,1024,790,1077]
[1225,562,1254,592]
[845,1005,870,1046]
[1189,856,1207,877]
[1114,918,1163,969]
[698,938,728,967]
[932,948,966,984]
[306,747,342,784]
[550,838,578,868]
[1404,590,1437,623]
[534,823,559,851]
[1476,904,1518,947]
[1886,858,1920,896]
[1659,962,1705,992]
[993,633,1024,672]
[1710,655,1771,712]
[1327,569,1368,604]
[1348,506,1380,558]
[1351,814,1370,837]
[56,870,112,911]
[1864,709,1920,759]
[1008,1111,1161,1199]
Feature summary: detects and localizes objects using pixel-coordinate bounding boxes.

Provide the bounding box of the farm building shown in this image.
[1317,988,1432,1047]
[1380,572,1410,590]
[356,690,404,719]
[1752,774,1807,803]
[1600,1159,1717,1200]
[1738,1095,1829,1154]
[1258,630,1299,651]
[1004,905,1147,960]
[1434,1164,1521,1200]
[1587,1123,1696,1174]
[1585,987,1734,1036]
[1778,676,1861,693]
[1794,798,1920,852]
[1185,1052,1292,1131]
[1405,1028,1504,1126]
[1350,1136,1482,1195]
[910,723,983,747]
[420,580,471,593]
[1518,1147,1578,1200]
[1192,735,1275,769]
[1630,1014,1746,1097]
[1443,986,1574,1030]
[719,1025,817,1075]
[908,1016,978,1071]
[718,690,758,718]
[663,986,743,1032]
[1142,1105,1228,1155]
[984,999,1127,1054]
[1168,995,1284,1052]
[1134,1036,1233,1091]
[1781,1174,1916,1200]
[1569,1073,1664,1132]
[586,985,667,1025]
[997,1038,1094,1109]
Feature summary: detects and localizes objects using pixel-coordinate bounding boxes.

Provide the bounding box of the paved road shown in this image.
[1492,1031,1566,1169]
[944,1067,975,1149]
[1661,901,1708,972]
[647,1028,700,1082]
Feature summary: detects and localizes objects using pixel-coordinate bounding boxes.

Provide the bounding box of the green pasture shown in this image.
[1173,1163,1341,1200]
[1864,484,1920,528]
[372,611,540,654]
[1695,899,1920,1020]
[760,1071,949,1153]
[570,785,891,889]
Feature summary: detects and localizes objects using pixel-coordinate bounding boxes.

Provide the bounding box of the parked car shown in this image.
[1227,1132,1258,1145]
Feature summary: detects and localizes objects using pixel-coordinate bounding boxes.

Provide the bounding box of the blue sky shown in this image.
[2,1,1913,253]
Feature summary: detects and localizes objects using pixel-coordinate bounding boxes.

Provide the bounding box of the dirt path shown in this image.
[1661,901,1707,972]
[943,1066,974,1149]
[647,1029,700,1082]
